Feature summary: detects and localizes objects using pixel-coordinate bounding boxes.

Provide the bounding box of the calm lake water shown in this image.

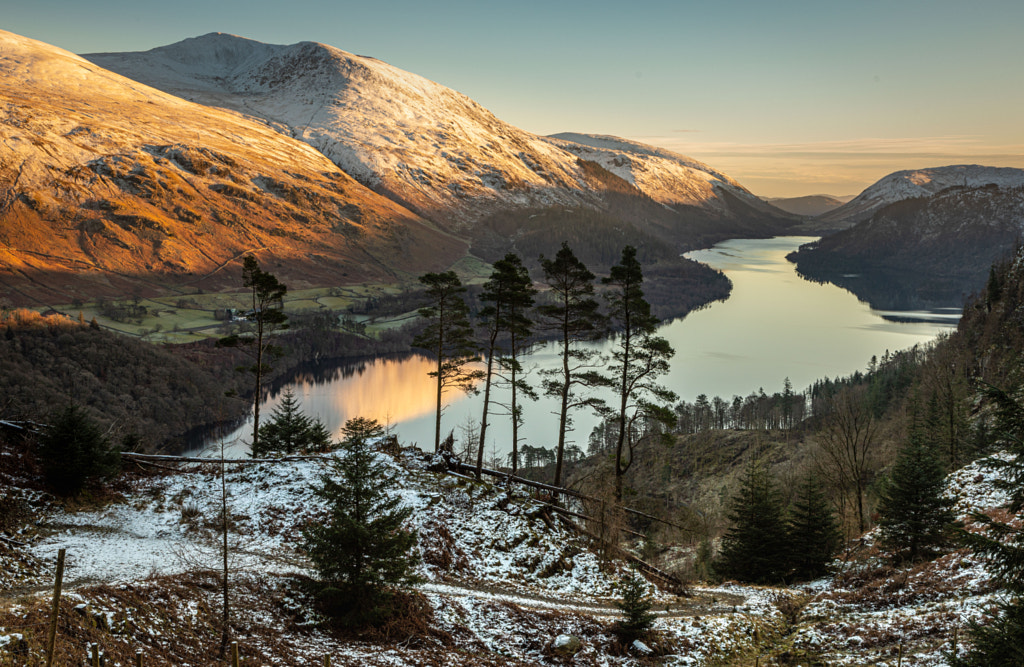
[196,237,958,458]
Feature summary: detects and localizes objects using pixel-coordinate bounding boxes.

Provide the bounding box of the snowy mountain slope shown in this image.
[818,165,1024,227]
[86,34,592,227]
[546,133,783,215]
[0,30,464,305]
[85,34,791,233]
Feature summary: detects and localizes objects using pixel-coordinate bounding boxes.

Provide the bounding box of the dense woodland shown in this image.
[0,308,419,452]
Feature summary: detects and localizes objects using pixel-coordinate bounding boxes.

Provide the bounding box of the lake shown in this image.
[196,236,958,459]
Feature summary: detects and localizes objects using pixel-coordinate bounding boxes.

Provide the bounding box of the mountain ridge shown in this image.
[0,29,465,306]
[85,33,795,235]
[817,164,1024,227]
[789,177,1024,309]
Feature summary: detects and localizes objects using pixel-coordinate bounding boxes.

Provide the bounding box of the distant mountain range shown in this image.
[789,166,1024,309]
[816,165,1024,226]
[0,30,797,306]
[766,194,853,217]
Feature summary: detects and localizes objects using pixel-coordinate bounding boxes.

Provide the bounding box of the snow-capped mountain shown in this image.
[0,30,464,305]
[85,34,789,231]
[789,175,1024,309]
[546,133,780,215]
[818,165,1024,226]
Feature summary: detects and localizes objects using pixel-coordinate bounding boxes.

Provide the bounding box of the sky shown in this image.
[6,0,1024,198]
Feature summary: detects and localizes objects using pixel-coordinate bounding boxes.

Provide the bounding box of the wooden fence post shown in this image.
[90,642,100,667]
[898,636,904,667]
[324,655,331,667]
[45,548,66,667]
[136,648,144,666]
[231,641,239,667]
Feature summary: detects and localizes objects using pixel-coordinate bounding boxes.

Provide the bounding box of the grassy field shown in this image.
[38,253,494,344]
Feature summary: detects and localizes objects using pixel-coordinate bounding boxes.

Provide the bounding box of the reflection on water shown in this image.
[197,237,957,458]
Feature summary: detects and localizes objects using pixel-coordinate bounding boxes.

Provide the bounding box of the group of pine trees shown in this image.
[413,243,677,500]
[716,413,959,585]
[714,462,842,583]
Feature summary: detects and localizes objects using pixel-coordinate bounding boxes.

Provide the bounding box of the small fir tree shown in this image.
[38,405,120,496]
[614,570,656,642]
[876,433,955,563]
[254,389,333,457]
[302,417,420,626]
[715,459,789,584]
[787,475,842,580]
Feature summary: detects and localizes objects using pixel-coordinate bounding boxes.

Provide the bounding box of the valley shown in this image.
[3,19,1024,667]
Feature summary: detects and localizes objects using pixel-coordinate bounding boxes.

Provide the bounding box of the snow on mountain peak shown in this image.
[85,34,775,228]
[821,164,1024,225]
[546,132,773,213]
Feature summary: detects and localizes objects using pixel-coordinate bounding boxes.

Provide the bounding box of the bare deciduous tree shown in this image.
[815,386,882,535]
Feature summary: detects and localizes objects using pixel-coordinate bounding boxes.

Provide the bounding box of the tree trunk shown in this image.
[553,321,570,487]
[510,335,520,477]
[433,350,443,453]
[220,444,230,657]
[476,338,496,479]
[251,312,264,456]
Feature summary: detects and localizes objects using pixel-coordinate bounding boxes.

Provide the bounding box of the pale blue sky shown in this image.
[6,0,1024,197]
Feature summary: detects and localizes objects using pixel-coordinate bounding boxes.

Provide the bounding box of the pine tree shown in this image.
[715,459,789,584]
[254,389,333,457]
[603,245,677,502]
[475,253,537,478]
[412,271,483,453]
[218,256,289,456]
[38,405,120,496]
[538,242,607,486]
[876,433,955,563]
[787,475,842,580]
[614,569,656,642]
[302,417,420,626]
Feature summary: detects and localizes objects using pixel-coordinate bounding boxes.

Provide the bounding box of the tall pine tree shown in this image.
[412,271,483,453]
[715,459,789,584]
[787,474,842,580]
[538,243,607,486]
[302,417,420,626]
[217,256,289,456]
[603,245,677,502]
[475,253,537,478]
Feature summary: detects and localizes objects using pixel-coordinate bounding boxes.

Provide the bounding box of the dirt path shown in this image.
[420,580,746,619]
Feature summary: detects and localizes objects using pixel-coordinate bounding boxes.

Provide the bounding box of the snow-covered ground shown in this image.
[4,447,788,665]
[4,447,1019,665]
[784,453,1014,666]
